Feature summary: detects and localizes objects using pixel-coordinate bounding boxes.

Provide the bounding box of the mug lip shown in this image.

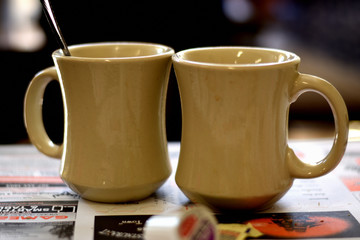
[172,46,301,69]
[53,41,175,60]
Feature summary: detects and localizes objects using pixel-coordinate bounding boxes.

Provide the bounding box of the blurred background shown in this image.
[0,0,359,143]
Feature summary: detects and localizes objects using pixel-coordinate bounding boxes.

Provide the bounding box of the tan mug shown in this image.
[24,42,174,203]
[173,47,349,210]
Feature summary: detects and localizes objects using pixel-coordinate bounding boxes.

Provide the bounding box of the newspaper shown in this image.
[1,141,360,240]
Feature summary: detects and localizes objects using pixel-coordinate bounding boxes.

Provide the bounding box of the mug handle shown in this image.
[24,66,63,158]
[287,73,349,178]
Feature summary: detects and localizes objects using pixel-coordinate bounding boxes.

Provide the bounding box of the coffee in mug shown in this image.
[24,42,174,203]
[172,46,348,210]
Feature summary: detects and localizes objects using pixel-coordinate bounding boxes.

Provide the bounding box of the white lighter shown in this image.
[143,205,219,240]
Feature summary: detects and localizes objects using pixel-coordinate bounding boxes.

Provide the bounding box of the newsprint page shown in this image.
[1,140,360,240]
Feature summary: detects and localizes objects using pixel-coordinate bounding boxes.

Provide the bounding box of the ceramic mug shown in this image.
[172,47,349,210]
[24,42,174,203]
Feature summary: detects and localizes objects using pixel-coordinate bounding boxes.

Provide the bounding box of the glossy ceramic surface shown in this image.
[24,42,174,202]
[173,47,349,210]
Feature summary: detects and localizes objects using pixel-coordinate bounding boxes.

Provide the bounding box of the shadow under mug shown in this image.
[173,46,349,210]
[24,42,174,203]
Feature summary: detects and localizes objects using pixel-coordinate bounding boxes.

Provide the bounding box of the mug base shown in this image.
[179,189,289,211]
[65,179,168,203]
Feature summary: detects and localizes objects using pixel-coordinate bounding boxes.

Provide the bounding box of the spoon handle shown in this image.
[40,0,71,56]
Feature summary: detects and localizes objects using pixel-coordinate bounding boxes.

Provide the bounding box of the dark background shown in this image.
[0,0,359,143]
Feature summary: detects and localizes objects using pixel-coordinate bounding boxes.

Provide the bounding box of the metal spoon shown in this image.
[40,0,71,56]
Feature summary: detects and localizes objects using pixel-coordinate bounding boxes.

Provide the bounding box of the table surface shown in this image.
[1,139,360,240]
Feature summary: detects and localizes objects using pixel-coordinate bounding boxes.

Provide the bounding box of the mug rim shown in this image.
[53,42,175,60]
[172,46,301,69]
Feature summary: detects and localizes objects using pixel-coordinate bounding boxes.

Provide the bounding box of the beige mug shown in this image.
[173,47,349,210]
[24,42,174,203]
